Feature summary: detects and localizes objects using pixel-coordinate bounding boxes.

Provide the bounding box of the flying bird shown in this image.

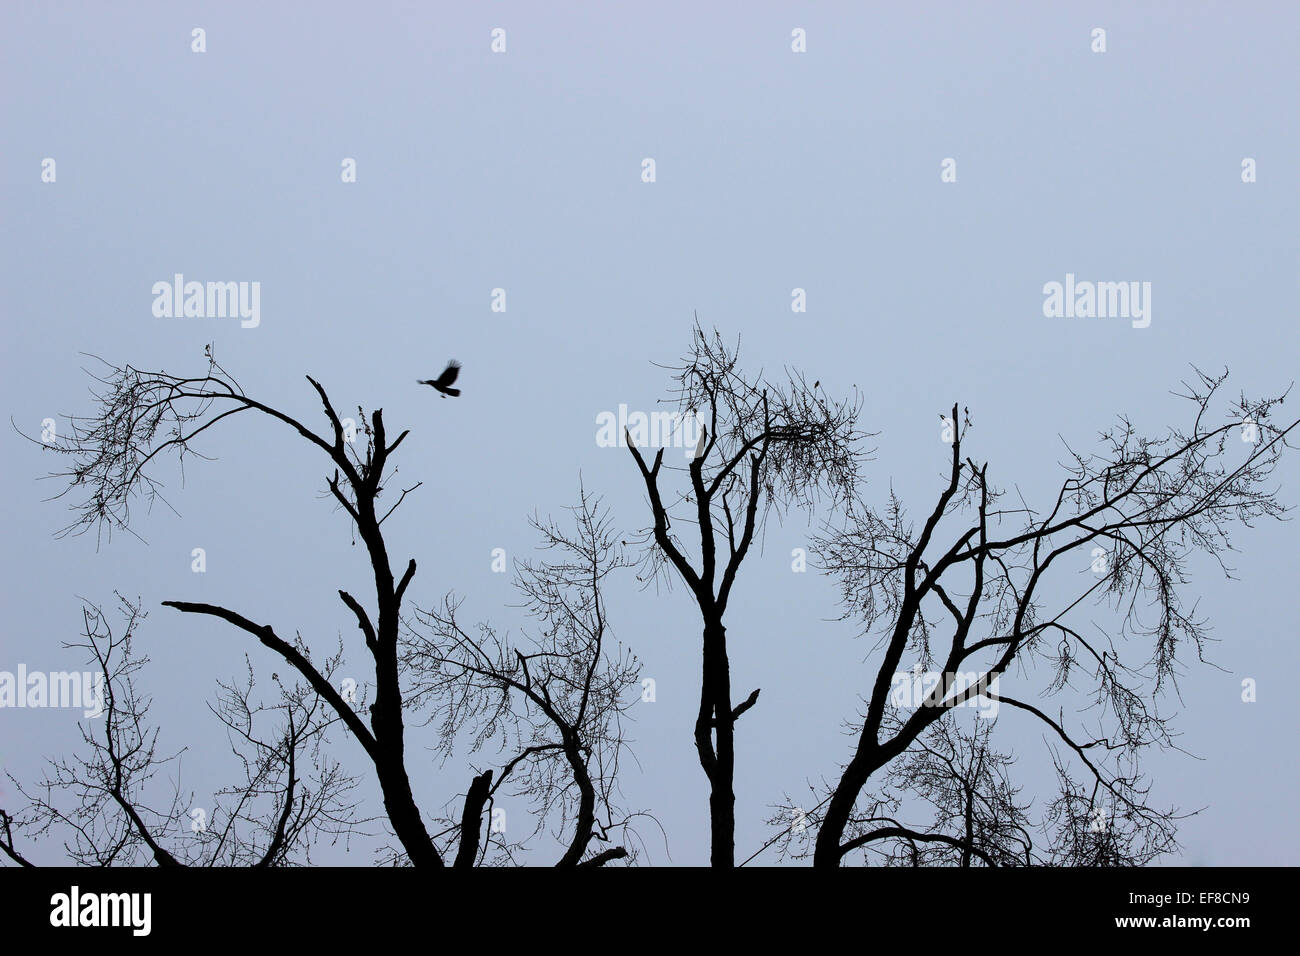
[419,361,462,397]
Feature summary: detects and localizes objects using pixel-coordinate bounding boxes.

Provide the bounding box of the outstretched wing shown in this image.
[435,360,461,389]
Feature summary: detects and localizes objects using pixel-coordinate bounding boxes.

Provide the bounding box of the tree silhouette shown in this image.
[3,340,1294,870]
[770,370,1295,866]
[2,351,635,867]
[399,487,644,866]
[1,594,363,866]
[624,324,869,866]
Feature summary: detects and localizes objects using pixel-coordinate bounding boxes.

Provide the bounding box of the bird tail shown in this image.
[444,387,460,396]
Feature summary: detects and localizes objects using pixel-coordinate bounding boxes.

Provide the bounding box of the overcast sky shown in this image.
[2,1,1296,865]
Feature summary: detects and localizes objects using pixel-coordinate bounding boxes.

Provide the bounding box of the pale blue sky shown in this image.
[2,1,1296,865]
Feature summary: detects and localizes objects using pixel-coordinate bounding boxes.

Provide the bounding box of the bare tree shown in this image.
[1,594,362,867]
[9,345,1291,871]
[766,706,1179,867]
[5,350,633,866]
[625,324,869,865]
[786,370,1295,866]
[400,487,646,866]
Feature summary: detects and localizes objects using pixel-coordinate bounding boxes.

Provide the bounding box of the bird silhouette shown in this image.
[419,361,462,397]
